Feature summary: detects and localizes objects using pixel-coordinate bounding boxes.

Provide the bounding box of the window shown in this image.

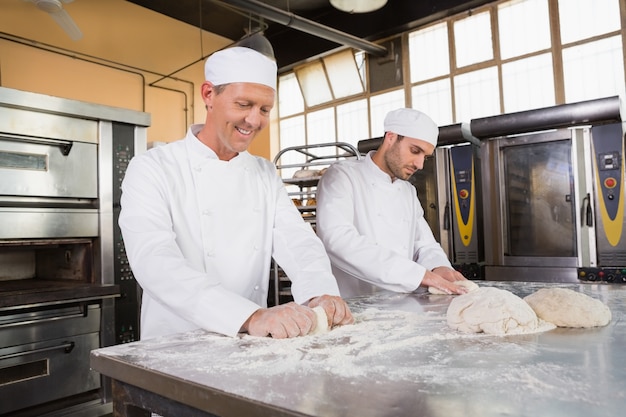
[563,36,625,103]
[336,99,369,147]
[453,11,493,68]
[502,53,555,113]
[323,49,364,99]
[306,108,336,145]
[409,22,450,82]
[559,0,621,44]
[295,62,333,107]
[278,73,304,117]
[412,79,454,126]
[276,0,625,156]
[277,115,305,178]
[498,0,550,60]
[454,67,500,121]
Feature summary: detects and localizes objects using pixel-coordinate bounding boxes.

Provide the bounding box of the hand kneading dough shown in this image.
[524,288,611,328]
[429,280,480,295]
[310,306,330,335]
[447,287,550,335]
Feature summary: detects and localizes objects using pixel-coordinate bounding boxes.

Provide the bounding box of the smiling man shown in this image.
[316,108,468,298]
[119,45,353,341]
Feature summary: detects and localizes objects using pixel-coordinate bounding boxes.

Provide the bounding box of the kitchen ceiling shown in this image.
[126,0,493,70]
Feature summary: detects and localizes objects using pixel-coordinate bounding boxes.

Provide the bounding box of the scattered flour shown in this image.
[91,284,624,414]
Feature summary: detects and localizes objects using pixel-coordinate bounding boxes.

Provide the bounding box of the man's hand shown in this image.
[242,302,317,338]
[308,294,355,327]
[432,266,466,282]
[421,270,468,295]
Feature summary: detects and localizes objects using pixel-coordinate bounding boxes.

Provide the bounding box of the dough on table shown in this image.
[523,287,611,328]
[429,279,480,295]
[447,287,554,335]
[310,306,330,335]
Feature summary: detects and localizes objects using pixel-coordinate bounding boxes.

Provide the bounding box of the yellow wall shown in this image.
[0,0,272,159]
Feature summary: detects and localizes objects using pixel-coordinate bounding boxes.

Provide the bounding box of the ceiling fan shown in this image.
[27,0,83,41]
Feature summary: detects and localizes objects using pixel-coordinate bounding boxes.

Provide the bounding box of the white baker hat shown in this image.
[383,108,439,146]
[204,46,277,90]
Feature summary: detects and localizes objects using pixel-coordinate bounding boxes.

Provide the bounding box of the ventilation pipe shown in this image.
[471,96,622,138]
[212,0,388,57]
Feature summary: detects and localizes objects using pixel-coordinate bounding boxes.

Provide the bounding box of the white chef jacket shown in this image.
[316,151,452,298]
[119,125,340,339]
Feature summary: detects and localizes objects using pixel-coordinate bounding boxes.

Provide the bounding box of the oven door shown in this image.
[0,303,102,415]
[0,134,97,199]
[482,129,588,282]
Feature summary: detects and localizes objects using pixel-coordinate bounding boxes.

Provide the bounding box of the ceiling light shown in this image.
[330,0,388,13]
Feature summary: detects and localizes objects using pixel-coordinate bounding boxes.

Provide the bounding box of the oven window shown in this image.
[0,359,49,386]
[502,139,576,257]
[0,150,47,171]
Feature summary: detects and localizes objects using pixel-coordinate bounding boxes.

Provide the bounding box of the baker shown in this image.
[119,44,353,340]
[316,108,468,297]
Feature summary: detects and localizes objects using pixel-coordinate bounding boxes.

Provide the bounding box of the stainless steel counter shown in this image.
[91,281,626,417]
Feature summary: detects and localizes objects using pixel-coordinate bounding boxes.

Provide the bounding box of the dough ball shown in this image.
[310,306,330,335]
[447,287,541,335]
[429,279,480,295]
[293,169,320,179]
[523,288,611,328]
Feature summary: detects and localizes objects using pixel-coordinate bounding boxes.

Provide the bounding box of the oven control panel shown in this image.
[112,122,140,344]
[578,267,626,283]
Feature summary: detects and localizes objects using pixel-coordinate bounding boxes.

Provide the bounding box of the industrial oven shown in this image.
[0,87,148,416]
[430,125,484,280]
[474,96,626,283]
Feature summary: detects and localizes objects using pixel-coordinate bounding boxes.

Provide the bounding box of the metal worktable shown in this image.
[90,282,626,417]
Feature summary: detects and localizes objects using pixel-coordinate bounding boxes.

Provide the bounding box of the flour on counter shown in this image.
[91,284,626,414]
[95,307,545,383]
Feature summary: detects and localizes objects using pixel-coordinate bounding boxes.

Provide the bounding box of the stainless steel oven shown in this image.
[474,97,626,283]
[480,128,583,281]
[0,87,149,416]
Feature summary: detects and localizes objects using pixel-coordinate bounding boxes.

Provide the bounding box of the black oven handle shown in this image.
[0,133,74,156]
[581,193,593,227]
[0,341,75,361]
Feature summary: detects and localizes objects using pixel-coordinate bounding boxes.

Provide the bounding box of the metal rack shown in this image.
[269,142,361,306]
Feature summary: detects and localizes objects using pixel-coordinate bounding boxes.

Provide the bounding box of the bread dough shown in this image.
[524,288,611,328]
[293,169,320,179]
[310,306,330,335]
[429,279,479,295]
[447,287,552,335]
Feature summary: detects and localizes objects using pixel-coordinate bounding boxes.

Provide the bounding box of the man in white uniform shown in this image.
[119,44,353,340]
[316,108,467,298]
